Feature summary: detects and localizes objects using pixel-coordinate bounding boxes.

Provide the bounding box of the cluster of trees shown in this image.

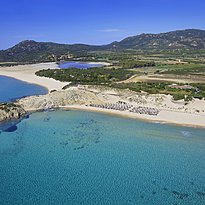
[119,60,156,69]
[35,65,205,101]
[36,67,133,84]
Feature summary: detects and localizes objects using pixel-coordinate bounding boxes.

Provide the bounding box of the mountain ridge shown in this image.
[1,29,205,62]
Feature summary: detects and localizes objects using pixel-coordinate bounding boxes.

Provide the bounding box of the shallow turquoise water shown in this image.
[0,110,205,204]
[0,76,48,103]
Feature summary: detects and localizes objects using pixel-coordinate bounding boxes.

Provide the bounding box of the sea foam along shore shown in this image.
[0,63,205,128]
[0,63,69,91]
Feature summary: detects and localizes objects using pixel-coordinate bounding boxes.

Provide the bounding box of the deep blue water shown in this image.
[0,76,48,103]
[58,61,102,69]
[0,110,205,204]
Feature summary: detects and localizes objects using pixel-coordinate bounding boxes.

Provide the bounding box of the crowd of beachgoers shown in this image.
[87,101,160,116]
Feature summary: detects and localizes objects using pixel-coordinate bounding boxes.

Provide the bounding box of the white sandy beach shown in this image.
[0,63,205,128]
[0,63,69,91]
[61,105,205,128]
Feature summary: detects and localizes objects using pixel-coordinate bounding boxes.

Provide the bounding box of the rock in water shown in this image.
[0,103,27,122]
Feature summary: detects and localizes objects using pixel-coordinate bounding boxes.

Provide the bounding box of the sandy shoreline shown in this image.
[60,105,205,128]
[0,63,205,128]
[0,63,69,91]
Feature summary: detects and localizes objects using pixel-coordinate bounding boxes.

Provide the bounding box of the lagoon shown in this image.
[0,110,205,204]
[0,76,48,103]
[58,61,103,69]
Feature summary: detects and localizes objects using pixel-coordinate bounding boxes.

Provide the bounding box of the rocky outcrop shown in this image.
[18,87,102,111]
[0,103,27,122]
[18,85,205,115]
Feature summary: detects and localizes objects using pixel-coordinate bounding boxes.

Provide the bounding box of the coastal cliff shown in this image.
[0,103,27,122]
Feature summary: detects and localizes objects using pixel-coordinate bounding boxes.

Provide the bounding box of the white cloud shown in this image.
[99,29,122,33]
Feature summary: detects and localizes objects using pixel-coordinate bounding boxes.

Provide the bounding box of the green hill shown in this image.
[1,29,205,62]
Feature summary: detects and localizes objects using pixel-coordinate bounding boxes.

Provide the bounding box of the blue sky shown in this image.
[0,0,205,49]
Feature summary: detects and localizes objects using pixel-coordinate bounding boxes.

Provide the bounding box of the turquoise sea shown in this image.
[0,76,48,103]
[0,110,205,204]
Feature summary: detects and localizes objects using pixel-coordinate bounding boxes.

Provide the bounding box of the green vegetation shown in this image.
[36,64,205,101]
[0,62,31,67]
[119,60,155,69]
[2,29,205,102]
[36,68,134,84]
[161,64,205,75]
[89,50,205,76]
[1,29,205,63]
[0,103,20,113]
[112,82,205,101]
